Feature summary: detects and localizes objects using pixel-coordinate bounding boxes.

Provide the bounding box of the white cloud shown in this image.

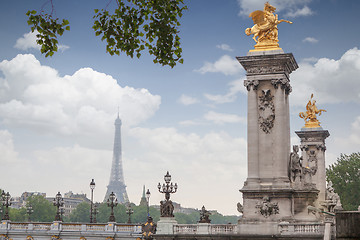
[127,127,247,214]
[195,55,242,76]
[204,79,246,104]
[216,44,233,52]
[14,31,70,53]
[178,94,199,105]
[58,44,70,52]
[286,5,314,17]
[303,37,319,43]
[204,111,246,125]
[237,0,313,18]
[0,130,19,164]
[291,47,360,106]
[0,54,161,144]
[14,31,40,51]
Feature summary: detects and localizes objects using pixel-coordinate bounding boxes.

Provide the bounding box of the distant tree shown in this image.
[69,202,90,223]
[9,207,26,222]
[26,195,56,222]
[326,152,360,210]
[210,212,239,224]
[174,212,198,224]
[26,0,187,67]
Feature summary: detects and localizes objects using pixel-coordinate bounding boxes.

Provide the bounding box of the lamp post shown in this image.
[26,205,34,222]
[93,203,98,223]
[146,189,151,217]
[89,179,95,223]
[1,191,12,220]
[107,192,118,222]
[53,192,64,221]
[158,171,177,217]
[126,203,134,224]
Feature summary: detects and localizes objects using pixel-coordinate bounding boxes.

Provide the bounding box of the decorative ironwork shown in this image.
[158,171,177,217]
[104,115,129,203]
[142,217,157,240]
[53,192,64,221]
[199,206,211,223]
[126,203,134,224]
[146,189,151,217]
[90,179,95,223]
[93,203,98,223]
[1,191,12,221]
[107,192,118,222]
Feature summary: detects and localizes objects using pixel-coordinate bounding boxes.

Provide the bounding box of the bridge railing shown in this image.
[173,222,326,236]
[1,221,142,234]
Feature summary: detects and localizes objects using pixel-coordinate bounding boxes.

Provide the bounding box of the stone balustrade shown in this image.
[0,221,142,240]
[173,222,328,236]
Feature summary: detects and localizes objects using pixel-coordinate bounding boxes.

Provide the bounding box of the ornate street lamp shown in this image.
[93,203,98,223]
[26,205,34,222]
[53,192,64,221]
[146,189,151,217]
[1,191,12,220]
[158,171,177,217]
[89,179,96,223]
[126,203,134,224]
[107,192,118,222]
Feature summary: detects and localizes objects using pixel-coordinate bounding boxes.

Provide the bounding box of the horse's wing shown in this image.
[249,10,265,25]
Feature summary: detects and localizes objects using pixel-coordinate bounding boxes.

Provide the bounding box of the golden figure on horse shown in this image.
[299,94,327,128]
[245,2,292,52]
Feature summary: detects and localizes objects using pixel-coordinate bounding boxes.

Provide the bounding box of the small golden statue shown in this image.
[299,94,326,128]
[245,2,292,52]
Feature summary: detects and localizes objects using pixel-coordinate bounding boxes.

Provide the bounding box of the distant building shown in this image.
[139,185,147,207]
[46,191,90,217]
[104,114,129,203]
[152,202,198,215]
[11,191,46,209]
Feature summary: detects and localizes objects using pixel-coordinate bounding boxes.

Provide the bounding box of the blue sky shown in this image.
[0,0,359,215]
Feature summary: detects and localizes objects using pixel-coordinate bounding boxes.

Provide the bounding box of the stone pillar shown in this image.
[156,217,177,234]
[296,129,329,207]
[237,50,298,226]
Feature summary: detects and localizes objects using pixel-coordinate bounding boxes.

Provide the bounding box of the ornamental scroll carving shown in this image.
[244,80,259,91]
[258,89,275,133]
[271,78,292,94]
[255,196,279,217]
[246,65,284,75]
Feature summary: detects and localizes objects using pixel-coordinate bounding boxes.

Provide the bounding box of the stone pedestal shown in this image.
[157,217,177,234]
[237,50,298,225]
[296,128,329,208]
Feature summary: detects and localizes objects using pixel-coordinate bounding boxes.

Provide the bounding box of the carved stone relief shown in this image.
[258,89,275,133]
[246,65,284,75]
[244,80,259,91]
[289,145,302,188]
[255,196,279,217]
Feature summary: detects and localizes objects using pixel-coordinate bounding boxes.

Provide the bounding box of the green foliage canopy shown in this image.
[26,195,57,222]
[26,0,187,67]
[326,152,360,210]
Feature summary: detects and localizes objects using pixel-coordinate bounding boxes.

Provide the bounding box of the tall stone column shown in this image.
[237,50,298,225]
[295,129,329,207]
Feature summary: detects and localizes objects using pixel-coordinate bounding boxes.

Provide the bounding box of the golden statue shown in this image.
[245,2,292,52]
[299,94,326,128]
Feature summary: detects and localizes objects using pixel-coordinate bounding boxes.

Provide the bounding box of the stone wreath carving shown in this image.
[255,196,279,217]
[258,89,275,133]
[307,150,318,176]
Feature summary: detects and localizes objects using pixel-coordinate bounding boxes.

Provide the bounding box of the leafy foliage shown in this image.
[26,10,70,57]
[92,0,187,67]
[69,201,90,222]
[326,152,360,210]
[26,195,57,222]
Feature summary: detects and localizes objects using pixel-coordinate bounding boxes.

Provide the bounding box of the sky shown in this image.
[0,0,359,216]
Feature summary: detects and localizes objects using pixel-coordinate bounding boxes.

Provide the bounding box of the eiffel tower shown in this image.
[104,114,129,203]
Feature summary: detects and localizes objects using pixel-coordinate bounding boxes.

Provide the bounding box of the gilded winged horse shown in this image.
[245,2,292,44]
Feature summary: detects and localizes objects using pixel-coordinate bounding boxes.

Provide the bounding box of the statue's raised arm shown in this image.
[245,2,292,52]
